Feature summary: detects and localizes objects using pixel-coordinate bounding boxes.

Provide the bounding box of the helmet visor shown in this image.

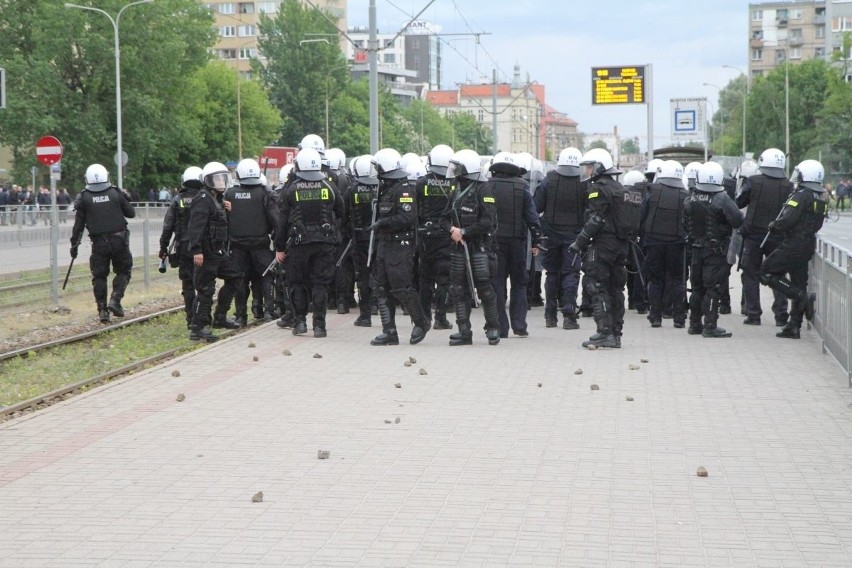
[206,172,230,191]
[446,161,463,179]
[579,163,595,182]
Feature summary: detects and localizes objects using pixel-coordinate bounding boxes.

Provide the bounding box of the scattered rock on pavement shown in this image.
[317,450,330,459]
[252,356,259,362]
[313,353,323,359]
[282,349,292,356]
[590,384,600,391]
[251,491,263,503]
[697,466,708,477]
[394,383,402,388]
[404,361,411,367]
[418,369,427,375]
[574,369,583,375]
[171,370,181,378]
[176,393,186,402]
[626,396,634,402]
[641,358,649,363]
[408,356,417,364]
[248,342,256,348]
[629,364,640,370]
[394,417,401,424]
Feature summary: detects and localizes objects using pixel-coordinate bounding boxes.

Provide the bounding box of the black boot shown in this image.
[479,287,501,345]
[449,320,473,346]
[292,317,308,336]
[371,297,399,345]
[354,313,372,327]
[107,296,125,318]
[776,323,801,339]
[189,325,218,341]
[313,316,327,338]
[97,303,110,323]
[702,325,732,338]
[212,313,239,329]
[393,288,431,345]
[582,331,618,348]
[433,313,453,330]
[562,314,579,330]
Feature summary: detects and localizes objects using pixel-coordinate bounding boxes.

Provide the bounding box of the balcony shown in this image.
[751,37,765,48]
[789,36,803,46]
[777,17,788,27]
[815,14,825,25]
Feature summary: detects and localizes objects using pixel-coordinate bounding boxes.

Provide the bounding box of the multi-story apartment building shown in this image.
[204,0,348,79]
[826,0,852,79]
[748,1,827,80]
[425,65,579,159]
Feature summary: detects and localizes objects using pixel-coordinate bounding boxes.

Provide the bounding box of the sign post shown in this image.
[37,135,64,305]
[670,97,708,159]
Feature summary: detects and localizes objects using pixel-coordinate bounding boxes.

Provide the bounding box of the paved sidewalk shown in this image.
[1,284,852,567]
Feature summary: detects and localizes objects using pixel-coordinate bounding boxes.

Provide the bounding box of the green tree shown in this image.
[0,0,217,190]
[256,0,348,147]
[621,137,640,154]
[589,139,609,152]
[812,68,852,175]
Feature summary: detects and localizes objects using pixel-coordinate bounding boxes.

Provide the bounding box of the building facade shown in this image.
[748,1,826,80]
[204,0,348,79]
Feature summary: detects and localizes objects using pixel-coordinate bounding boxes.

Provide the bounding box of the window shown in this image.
[777,9,788,19]
[477,109,484,122]
[752,49,763,60]
[789,47,801,59]
[752,9,762,20]
[257,2,277,13]
[816,26,826,38]
[220,26,236,38]
[846,74,852,84]
[220,48,237,59]
[832,16,852,31]
[790,28,803,40]
[816,47,826,58]
[238,2,254,15]
[219,3,236,14]
[383,53,395,64]
[776,49,786,63]
[238,25,255,37]
[791,9,802,19]
[239,47,256,59]
[752,30,764,40]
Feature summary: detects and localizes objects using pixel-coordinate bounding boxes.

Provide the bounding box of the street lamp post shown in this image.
[65,0,153,191]
[722,64,748,158]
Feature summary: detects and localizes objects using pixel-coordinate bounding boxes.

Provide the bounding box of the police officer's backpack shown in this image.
[611,181,642,240]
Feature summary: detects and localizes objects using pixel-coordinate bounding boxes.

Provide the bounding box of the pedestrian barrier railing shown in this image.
[810,235,852,386]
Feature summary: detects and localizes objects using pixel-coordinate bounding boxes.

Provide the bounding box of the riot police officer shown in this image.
[186,161,245,341]
[488,152,542,337]
[683,162,744,338]
[344,155,379,327]
[327,148,355,314]
[159,166,203,327]
[760,159,825,339]
[416,144,456,330]
[737,148,793,326]
[225,158,279,325]
[535,147,586,330]
[368,148,430,346]
[627,159,663,314]
[640,160,689,328]
[274,148,343,338]
[70,163,136,323]
[569,149,633,349]
[441,149,501,346]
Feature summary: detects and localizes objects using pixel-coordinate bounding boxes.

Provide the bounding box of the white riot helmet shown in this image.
[85,163,111,192]
[351,154,378,185]
[657,160,684,188]
[401,152,420,167]
[758,148,786,179]
[279,163,294,184]
[447,149,482,181]
[790,159,825,192]
[556,147,582,176]
[427,144,454,176]
[371,148,407,180]
[515,152,533,176]
[405,156,426,181]
[298,134,326,157]
[489,151,522,177]
[579,148,620,181]
[738,159,759,179]
[325,148,345,172]
[644,158,664,182]
[235,158,262,186]
[181,166,203,190]
[293,148,325,181]
[201,162,230,191]
[621,170,645,188]
[684,162,702,181]
[695,162,725,193]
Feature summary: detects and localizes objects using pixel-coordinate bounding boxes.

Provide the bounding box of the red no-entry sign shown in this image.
[36,135,63,166]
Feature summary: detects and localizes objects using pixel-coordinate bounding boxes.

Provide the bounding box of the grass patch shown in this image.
[0,312,195,407]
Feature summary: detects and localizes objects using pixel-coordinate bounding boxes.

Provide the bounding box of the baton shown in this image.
[452,209,479,308]
[336,239,353,268]
[62,257,75,290]
[262,258,278,277]
[366,200,377,268]
[629,240,647,290]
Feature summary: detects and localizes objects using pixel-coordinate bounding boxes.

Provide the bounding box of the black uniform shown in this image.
[639,181,689,327]
[534,170,587,328]
[224,182,278,324]
[441,177,501,345]
[275,176,343,336]
[760,185,825,338]
[369,176,430,345]
[186,188,245,339]
[489,172,541,337]
[571,176,634,348]
[416,173,456,328]
[159,182,200,326]
[683,187,744,337]
[344,177,379,326]
[331,170,356,313]
[736,174,793,325]
[628,180,653,313]
[70,185,136,321]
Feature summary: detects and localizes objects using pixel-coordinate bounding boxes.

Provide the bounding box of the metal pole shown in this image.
[646,63,653,162]
[368,0,379,153]
[50,174,59,305]
[237,72,242,159]
[143,216,151,288]
[492,69,498,153]
[785,56,790,174]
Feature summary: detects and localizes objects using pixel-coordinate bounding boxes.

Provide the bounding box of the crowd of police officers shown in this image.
[68,132,827,348]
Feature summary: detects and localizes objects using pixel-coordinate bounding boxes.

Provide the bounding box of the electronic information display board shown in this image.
[591,66,646,105]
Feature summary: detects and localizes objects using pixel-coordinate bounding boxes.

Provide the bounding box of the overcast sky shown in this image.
[346,0,749,152]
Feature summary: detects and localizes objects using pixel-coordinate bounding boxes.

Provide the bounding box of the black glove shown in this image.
[70,245,78,259]
[368,221,383,232]
[568,240,583,254]
[158,248,168,260]
[767,221,776,232]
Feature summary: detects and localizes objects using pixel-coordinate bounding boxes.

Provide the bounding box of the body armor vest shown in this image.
[288,180,337,244]
[491,176,526,239]
[79,187,129,236]
[419,175,454,226]
[686,192,731,245]
[642,184,687,241]
[543,171,585,232]
[200,189,229,247]
[744,175,792,232]
[174,189,196,244]
[602,178,641,240]
[377,179,415,238]
[225,185,269,242]
[349,182,377,238]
